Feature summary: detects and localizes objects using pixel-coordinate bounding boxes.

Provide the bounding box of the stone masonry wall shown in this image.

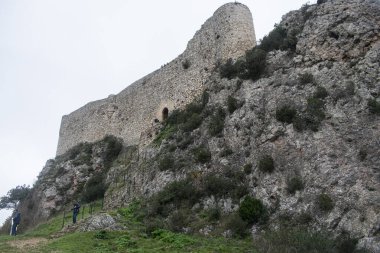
[57,2,256,155]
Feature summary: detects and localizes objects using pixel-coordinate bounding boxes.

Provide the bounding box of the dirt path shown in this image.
[8,237,48,251]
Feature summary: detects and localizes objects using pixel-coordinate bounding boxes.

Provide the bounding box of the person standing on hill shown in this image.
[71,202,80,224]
[10,209,21,236]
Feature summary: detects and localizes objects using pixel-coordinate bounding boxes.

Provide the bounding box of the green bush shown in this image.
[82,172,106,202]
[225,214,249,238]
[56,142,93,163]
[168,209,191,232]
[201,91,210,107]
[182,59,190,69]
[220,148,233,157]
[259,25,289,52]
[314,86,329,99]
[158,155,174,171]
[235,79,243,91]
[368,98,380,114]
[294,97,326,132]
[358,148,367,161]
[245,48,267,80]
[94,230,109,239]
[276,104,297,123]
[208,106,226,136]
[297,212,313,225]
[206,207,221,222]
[243,163,253,174]
[102,135,123,169]
[203,175,233,197]
[317,193,334,212]
[317,0,328,4]
[255,227,336,253]
[258,155,275,173]
[287,177,304,194]
[220,58,239,79]
[177,134,194,150]
[193,146,211,163]
[238,196,267,224]
[182,113,203,132]
[227,95,240,114]
[299,72,315,85]
[143,217,165,235]
[345,81,355,96]
[336,234,359,253]
[149,179,199,217]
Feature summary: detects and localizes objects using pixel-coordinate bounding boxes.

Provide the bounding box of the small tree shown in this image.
[0,185,31,209]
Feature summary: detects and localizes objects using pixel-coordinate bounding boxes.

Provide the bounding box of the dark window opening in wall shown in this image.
[162,107,169,121]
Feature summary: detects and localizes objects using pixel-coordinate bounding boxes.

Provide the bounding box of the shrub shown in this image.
[336,234,359,253]
[149,179,199,217]
[305,97,326,130]
[295,97,326,132]
[227,95,240,114]
[297,212,313,225]
[317,0,328,4]
[245,48,267,80]
[276,104,297,123]
[82,172,106,202]
[225,214,249,238]
[345,81,355,96]
[102,135,123,169]
[182,59,190,69]
[220,58,238,79]
[193,146,211,163]
[317,193,334,212]
[299,72,315,85]
[158,155,174,171]
[243,163,253,174]
[143,217,165,235]
[220,148,233,157]
[182,113,202,132]
[203,175,231,197]
[235,79,243,91]
[255,227,336,253]
[94,230,109,239]
[368,98,380,114]
[201,91,210,107]
[154,125,177,146]
[177,134,194,149]
[259,25,288,52]
[358,148,367,161]
[314,86,329,99]
[238,196,267,224]
[258,155,275,173]
[168,209,191,232]
[287,177,304,194]
[208,106,226,136]
[206,207,221,222]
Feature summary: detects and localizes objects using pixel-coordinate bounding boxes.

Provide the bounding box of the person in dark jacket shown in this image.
[71,202,80,224]
[11,209,21,236]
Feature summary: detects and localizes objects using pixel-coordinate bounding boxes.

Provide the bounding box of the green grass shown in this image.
[0,205,256,253]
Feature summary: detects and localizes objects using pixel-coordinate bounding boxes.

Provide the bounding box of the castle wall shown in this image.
[57,3,256,155]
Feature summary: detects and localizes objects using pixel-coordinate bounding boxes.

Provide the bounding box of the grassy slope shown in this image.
[0,208,256,253]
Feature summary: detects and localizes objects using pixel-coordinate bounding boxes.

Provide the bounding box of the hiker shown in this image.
[11,209,21,236]
[71,202,80,224]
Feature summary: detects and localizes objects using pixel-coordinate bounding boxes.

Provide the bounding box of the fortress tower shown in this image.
[57,3,256,155]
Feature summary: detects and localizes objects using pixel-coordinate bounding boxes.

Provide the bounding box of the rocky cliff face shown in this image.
[19,0,379,251]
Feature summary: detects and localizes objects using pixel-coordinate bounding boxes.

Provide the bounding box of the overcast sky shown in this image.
[0,0,316,225]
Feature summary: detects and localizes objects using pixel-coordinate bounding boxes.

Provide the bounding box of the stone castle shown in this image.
[57,2,256,155]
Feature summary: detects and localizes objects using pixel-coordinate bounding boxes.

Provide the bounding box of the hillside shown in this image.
[1,0,379,252]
